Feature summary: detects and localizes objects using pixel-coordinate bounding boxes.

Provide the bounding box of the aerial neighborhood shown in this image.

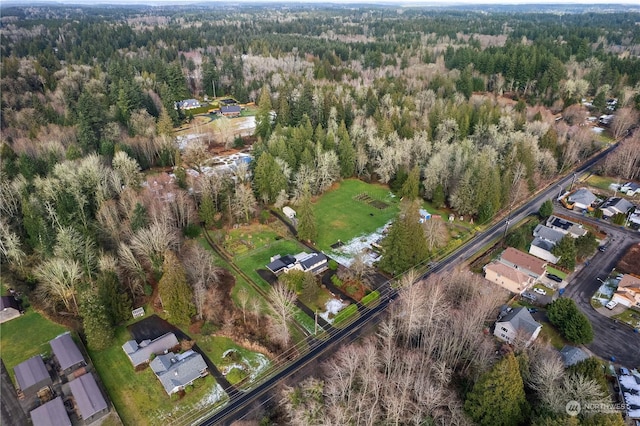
[1,3,640,426]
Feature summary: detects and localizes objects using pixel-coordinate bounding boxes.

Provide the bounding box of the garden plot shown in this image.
[329,221,392,267]
[318,298,349,324]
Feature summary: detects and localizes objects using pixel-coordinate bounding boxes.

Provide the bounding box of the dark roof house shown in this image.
[600,197,634,218]
[69,373,109,424]
[494,307,542,346]
[122,332,179,368]
[266,255,298,275]
[0,296,21,324]
[220,105,241,116]
[267,252,328,276]
[30,397,71,426]
[546,215,587,238]
[14,355,52,396]
[560,346,589,367]
[533,224,564,244]
[298,252,328,274]
[50,333,85,374]
[149,350,208,395]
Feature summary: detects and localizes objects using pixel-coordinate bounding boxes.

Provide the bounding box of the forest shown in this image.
[1,3,639,425]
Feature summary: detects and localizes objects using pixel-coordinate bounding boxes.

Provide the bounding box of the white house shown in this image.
[529,238,561,264]
[620,182,640,196]
[494,307,542,347]
[600,197,635,219]
[567,188,596,211]
[611,274,640,308]
[266,252,328,275]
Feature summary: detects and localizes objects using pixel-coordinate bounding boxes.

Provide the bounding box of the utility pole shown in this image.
[314,310,318,334]
[212,80,216,99]
[570,173,578,191]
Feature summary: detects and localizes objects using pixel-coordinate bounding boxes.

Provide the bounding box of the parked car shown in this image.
[547,274,563,283]
[599,244,608,252]
[528,308,538,314]
[606,300,618,310]
[534,288,547,295]
[522,292,537,301]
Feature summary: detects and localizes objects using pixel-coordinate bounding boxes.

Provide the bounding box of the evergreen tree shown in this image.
[131,202,148,232]
[158,251,195,325]
[464,352,529,426]
[297,189,317,242]
[96,271,131,326]
[336,121,355,178]
[575,232,598,260]
[80,289,114,351]
[255,85,273,141]
[379,201,429,275]
[539,199,554,219]
[553,235,577,270]
[432,184,446,209]
[547,298,594,344]
[400,166,420,200]
[253,152,287,204]
[199,193,217,228]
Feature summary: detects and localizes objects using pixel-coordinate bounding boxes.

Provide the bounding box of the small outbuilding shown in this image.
[50,333,85,375]
[69,373,109,424]
[0,296,21,324]
[282,206,296,219]
[14,355,52,396]
[29,397,71,426]
[560,346,589,367]
[419,209,431,223]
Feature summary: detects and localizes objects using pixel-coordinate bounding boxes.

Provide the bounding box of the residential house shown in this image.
[533,224,565,244]
[69,373,109,424]
[50,333,85,375]
[546,215,588,238]
[266,252,328,275]
[499,247,547,279]
[618,371,640,421]
[175,99,201,110]
[14,355,52,396]
[611,274,640,308]
[494,307,542,346]
[149,350,208,395]
[567,188,597,211]
[559,345,589,367]
[600,197,635,219]
[630,208,640,227]
[220,105,241,117]
[122,332,179,369]
[621,182,640,196]
[0,296,21,323]
[529,238,561,264]
[484,261,534,294]
[30,397,71,426]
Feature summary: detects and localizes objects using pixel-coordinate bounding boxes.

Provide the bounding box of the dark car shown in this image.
[522,292,537,301]
[599,245,608,252]
[528,308,538,314]
[547,274,563,283]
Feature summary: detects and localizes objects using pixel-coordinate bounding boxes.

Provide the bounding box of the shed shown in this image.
[419,209,431,223]
[30,397,71,426]
[0,296,21,324]
[282,206,296,219]
[14,355,52,396]
[560,346,589,367]
[69,373,109,423]
[50,333,85,374]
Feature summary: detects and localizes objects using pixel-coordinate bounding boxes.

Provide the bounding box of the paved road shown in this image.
[197,143,622,425]
[554,208,640,367]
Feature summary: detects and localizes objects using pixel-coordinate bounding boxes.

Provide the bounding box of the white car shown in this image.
[606,300,618,310]
[533,288,547,295]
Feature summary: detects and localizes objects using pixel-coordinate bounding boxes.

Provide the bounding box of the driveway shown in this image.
[562,230,640,368]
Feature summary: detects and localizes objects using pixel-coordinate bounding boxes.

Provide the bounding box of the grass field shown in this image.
[0,309,67,382]
[539,321,568,349]
[90,327,226,425]
[313,179,400,251]
[585,174,617,191]
[546,266,568,279]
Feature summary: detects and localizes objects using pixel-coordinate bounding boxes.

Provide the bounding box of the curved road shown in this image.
[197,143,622,425]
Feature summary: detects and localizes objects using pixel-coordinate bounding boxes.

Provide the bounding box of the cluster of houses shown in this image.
[122,332,209,395]
[12,333,109,426]
[266,252,329,276]
[563,187,639,227]
[529,215,588,264]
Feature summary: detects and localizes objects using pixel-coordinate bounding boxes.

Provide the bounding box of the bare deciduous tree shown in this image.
[267,282,297,347]
[35,258,83,314]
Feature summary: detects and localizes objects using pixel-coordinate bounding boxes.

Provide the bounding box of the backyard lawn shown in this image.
[585,174,617,192]
[539,321,568,349]
[312,179,400,251]
[0,308,67,382]
[89,327,226,426]
[546,266,568,280]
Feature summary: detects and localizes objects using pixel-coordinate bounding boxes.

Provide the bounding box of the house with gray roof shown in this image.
[30,397,71,426]
[567,188,597,211]
[149,350,208,395]
[266,252,328,276]
[546,215,587,238]
[14,355,52,396]
[494,307,542,346]
[529,237,561,264]
[69,373,109,424]
[600,197,634,219]
[533,224,564,245]
[50,333,85,375]
[560,346,589,367]
[122,332,179,369]
[621,182,640,196]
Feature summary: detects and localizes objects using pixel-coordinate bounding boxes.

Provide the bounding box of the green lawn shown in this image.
[585,174,617,191]
[0,309,67,382]
[89,327,226,426]
[313,179,400,251]
[196,335,271,387]
[234,238,308,292]
[546,266,568,280]
[613,309,640,329]
[539,321,568,350]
